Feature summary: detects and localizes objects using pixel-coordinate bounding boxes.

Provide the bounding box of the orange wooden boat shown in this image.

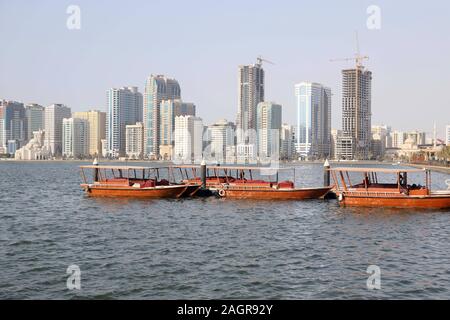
[330,167,450,209]
[175,165,332,200]
[80,165,199,198]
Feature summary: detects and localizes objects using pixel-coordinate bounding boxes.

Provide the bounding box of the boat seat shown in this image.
[141,180,156,188]
[277,181,294,189]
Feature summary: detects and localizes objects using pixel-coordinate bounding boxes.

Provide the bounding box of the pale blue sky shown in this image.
[1,0,449,137]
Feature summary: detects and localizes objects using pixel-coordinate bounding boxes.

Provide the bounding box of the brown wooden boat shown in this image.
[175,165,332,200]
[330,167,450,208]
[80,165,199,198]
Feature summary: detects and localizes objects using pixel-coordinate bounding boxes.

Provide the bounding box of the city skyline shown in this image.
[1,1,449,138]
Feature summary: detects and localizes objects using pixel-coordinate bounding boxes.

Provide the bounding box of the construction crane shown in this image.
[256,55,275,66]
[330,32,369,68]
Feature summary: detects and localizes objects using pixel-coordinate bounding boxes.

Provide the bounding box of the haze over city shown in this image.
[1,0,449,137]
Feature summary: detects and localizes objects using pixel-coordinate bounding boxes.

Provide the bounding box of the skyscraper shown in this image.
[341,66,372,159]
[207,119,235,162]
[159,99,195,159]
[295,82,331,159]
[0,100,26,153]
[236,60,264,145]
[106,87,143,158]
[256,101,282,159]
[280,124,296,160]
[143,75,181,159]
[174,115,203,163]
[62,118,89,158]
[73,110,106,157]
[391,131,406,148]
[44,104,71,156]
[26,104,45,141]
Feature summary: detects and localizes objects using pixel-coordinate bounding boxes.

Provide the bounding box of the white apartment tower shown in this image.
[126,122,144,159]
[144,75,181,158]
[256,102,282,160]
[174,115,203,163]
[62,118,89,158]
[207,119,235,163]
[106,87,143,158]
[45,104,71,156]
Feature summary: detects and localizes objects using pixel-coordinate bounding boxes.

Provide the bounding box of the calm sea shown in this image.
[1,161,450,299]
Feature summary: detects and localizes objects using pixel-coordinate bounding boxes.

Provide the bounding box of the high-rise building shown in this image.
[159,99,195,159]
[446,125,450,146]
[236,60,264,145]
[371,125,390,158]
[391,131,405,148]
[256,102,282,159]
[207,119,235,163]
[106,87,143,158]
[174,115,203,163]
[0,100,26,154]
[125,122,144,159]
[341,66,372,159]
[44,104,71,156]
[62,118,89,158]
[280,124,296,160]
[144,75,181,159]
[335,134,355,160]
[25,104,45,141]
[295,82,331,159]
[73,110,106,157]
[330,129,341,160]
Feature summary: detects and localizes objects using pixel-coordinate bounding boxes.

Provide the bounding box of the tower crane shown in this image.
[330,32,369,68]
[256,55,275,66]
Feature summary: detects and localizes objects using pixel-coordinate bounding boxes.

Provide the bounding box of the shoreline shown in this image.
[0,158,393,165]
[404,163,450,174]
[2,158,449,174]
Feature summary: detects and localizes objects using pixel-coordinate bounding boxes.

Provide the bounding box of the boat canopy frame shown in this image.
[172,165,296,185]
[328,167,431,193]
[79,165,178,185]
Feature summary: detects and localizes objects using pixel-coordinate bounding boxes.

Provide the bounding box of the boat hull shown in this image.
[82,185,189,198]
[218,186,331,200]
[338,194,450,208]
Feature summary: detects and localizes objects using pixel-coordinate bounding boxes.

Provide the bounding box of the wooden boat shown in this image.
[330,167,450,208]
[80,165,199,198]
[174,165,332,200]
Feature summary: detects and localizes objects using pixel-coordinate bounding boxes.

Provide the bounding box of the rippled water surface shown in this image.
[1,161,450,299]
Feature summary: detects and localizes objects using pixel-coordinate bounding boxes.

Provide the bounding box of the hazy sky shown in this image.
[1,0,449,138]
